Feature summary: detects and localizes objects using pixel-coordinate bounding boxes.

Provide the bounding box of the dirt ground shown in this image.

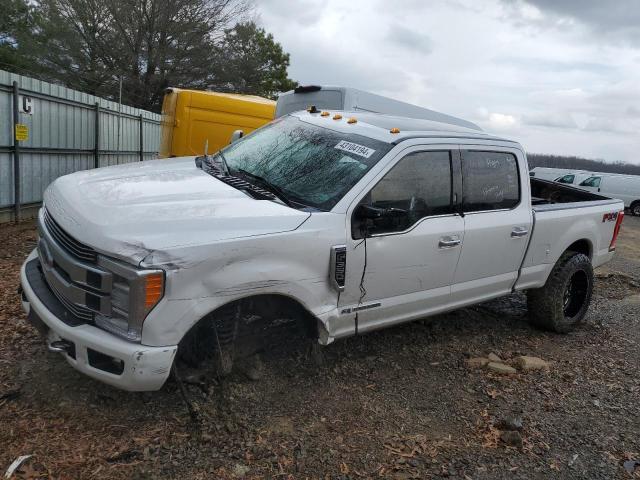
[1,216,639,480]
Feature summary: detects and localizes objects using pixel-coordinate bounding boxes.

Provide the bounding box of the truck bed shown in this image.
[529,178,619,211]
[515,178,624,292]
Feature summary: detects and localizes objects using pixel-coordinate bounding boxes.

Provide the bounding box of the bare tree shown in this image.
[36,0,252,110]
[528,153,640,176]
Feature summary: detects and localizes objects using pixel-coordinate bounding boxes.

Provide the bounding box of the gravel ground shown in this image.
[1,216,639,479]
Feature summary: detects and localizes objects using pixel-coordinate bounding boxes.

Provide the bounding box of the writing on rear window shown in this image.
[335,140,376,158]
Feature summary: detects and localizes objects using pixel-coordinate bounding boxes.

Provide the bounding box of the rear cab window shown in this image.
[461,151,520,212]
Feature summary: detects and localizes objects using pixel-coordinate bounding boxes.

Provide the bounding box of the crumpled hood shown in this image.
[43,157,310,264]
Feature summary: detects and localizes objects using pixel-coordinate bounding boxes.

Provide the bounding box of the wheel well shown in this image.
[178,294,320,365]
[230,294,318,334]
[565,239,592,258]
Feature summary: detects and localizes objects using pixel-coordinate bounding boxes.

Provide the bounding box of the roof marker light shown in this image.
[347,117,357,124]
[390,127,400,134]
[333,114,342,120]
[307,105,319,113]
[320,111,330,117]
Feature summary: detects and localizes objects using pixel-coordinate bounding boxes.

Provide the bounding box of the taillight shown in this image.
[609,211,624,252]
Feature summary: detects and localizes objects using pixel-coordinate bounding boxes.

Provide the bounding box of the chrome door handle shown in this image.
[511,227,529,238]
[439,236,461,248]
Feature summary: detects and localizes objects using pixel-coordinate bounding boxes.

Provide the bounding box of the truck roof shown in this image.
[292,110,517,145]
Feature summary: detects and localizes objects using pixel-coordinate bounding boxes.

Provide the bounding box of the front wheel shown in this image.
[527,252,593,333]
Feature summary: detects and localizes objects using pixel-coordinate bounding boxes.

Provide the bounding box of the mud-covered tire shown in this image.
[630,201,640,217]
[527,252,593,333]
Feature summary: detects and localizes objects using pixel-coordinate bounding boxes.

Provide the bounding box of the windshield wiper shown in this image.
[235,169,295,207]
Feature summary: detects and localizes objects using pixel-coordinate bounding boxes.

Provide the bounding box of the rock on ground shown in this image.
[496,416,523,431]
[500,430,523,448]
[515,356,550,372]
[466,357,489,368]
[487,362,517,374]
[488,353,503,363]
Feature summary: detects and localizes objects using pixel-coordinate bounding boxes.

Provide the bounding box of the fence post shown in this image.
[139,114,144,162]
[94,102,100,168]
[12,81,21,222]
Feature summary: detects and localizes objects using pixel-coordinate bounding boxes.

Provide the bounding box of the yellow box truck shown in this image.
[159,88,276,158]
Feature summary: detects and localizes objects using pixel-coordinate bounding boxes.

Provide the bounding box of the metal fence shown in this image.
[0,69,161,222]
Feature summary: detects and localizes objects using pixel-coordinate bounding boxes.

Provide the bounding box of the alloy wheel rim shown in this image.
[563,270,589,319]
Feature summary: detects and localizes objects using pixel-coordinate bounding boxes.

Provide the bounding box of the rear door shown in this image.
[451,148,532,305]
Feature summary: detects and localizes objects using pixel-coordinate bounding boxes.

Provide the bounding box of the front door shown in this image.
[339,148,464,334]
[578,175,602,193]
[451,148,532,305]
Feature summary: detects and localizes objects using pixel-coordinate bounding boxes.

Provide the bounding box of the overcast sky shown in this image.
[255,0,640,164]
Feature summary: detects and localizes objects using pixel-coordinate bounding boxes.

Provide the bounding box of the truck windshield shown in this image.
[216,116,392,210]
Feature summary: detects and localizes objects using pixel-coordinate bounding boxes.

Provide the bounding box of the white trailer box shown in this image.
[275,85,482,131]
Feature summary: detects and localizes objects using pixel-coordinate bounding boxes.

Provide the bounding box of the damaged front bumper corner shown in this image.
[20,250,177,391]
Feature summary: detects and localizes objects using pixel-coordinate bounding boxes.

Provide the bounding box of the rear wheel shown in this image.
[527,252,593,333]
[630,201,640,217]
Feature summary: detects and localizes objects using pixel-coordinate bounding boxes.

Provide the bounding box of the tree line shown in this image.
[527,153,640,176]
[0,0,297,111]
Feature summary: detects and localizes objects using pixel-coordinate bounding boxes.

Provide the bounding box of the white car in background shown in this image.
[554,172,593,187]
[577,174,640,216]
[529,167,580,181]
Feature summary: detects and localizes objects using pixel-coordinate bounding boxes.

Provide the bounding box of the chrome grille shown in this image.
[37,208,112,325]
[43,209,97,263]
[46,274,95,322]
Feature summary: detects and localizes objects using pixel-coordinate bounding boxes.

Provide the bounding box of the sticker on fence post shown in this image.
[15,124,29,141]
[19,95,34,114]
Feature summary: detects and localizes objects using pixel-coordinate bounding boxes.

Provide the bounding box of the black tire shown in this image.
[527,252,593,333]
[630,201,640,217]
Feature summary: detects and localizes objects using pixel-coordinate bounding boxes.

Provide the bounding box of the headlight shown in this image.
[94,256,164,342]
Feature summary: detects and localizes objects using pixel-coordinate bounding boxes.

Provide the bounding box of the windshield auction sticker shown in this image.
[334,140,376,158]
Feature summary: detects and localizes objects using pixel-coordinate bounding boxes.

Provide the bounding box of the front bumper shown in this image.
[20,250,176,391]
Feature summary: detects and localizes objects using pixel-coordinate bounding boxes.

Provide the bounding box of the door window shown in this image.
[579,176,601,188]
[462,151,520,212]
[355,151,453,237]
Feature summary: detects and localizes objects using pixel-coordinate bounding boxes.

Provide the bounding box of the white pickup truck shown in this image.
[20,110,625,391]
